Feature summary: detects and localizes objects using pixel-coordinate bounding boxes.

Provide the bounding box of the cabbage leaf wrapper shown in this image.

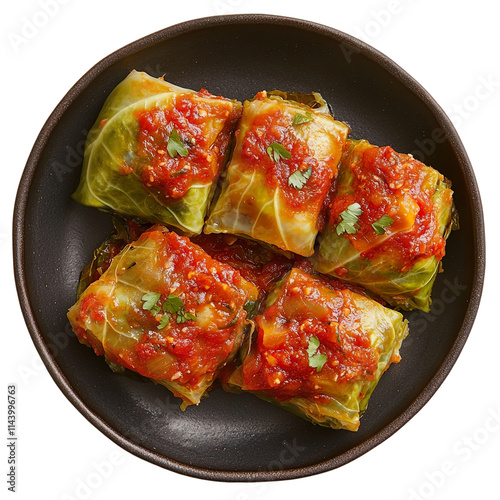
[67,225,259,408]
[314,139,458,311]
[77,216,151,297]
[72,71,242,236]
[225,268,408,431]
[205,91,350,256]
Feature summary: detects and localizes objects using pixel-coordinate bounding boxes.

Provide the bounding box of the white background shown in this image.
[2,0,499,499]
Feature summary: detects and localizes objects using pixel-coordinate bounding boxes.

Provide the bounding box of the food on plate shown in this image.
[72,71,242,236]
[67,225,259,408]
[67,74,459,430]
[224,268,408,431]
[313,139,457,311]
[204,90,350,256]
[76,217,294,309]
[192,232,294,309]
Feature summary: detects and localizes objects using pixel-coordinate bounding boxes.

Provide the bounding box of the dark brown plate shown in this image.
[13,14,485,481]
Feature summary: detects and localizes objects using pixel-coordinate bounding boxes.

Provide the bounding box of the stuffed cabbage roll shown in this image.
[314,139,457,311]
[225,268,408,431]
[72,71,242,236]
[67,225,259,408]
[205,91,350,256]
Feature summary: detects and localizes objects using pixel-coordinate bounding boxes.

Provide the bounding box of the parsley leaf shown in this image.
[336,203,363,235]
[157,314,171,330]
[142,292,161,311]
[309,354,327,372]
[288,166,312,190]
[267,142,292,162]
[142,292,197,326]
[163,293,184,314]
[292,112,313,126]
[307,336,328,372]
[372,215,394,234]
[167,128,189,158]
[176,308,197,324]
[307,335,320,357]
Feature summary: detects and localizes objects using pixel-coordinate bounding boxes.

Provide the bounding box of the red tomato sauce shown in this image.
[79,293,106,323]
[192,233,293,306]
[194,235,379,308]
[242,269,379,400]
[239,98,336,215]
[330,144,446,270]
[133,92,240,200]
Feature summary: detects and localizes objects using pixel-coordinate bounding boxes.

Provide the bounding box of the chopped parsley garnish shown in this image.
[372,214,394,235]
[267,142,292,162]
[288,166,312,190]
[167,128,189,158]
[157,314,171,330]
[176,309,198,324]
[292,112,313,126]
[142,292,161,312]
[307,336,328,372]
[336,203,363,235]
[141,292,197,329]
[162,293,184,314]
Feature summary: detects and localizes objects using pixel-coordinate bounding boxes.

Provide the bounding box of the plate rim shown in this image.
[13,13,486,482]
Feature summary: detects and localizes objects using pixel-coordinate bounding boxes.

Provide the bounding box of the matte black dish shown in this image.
[13,14,485,481]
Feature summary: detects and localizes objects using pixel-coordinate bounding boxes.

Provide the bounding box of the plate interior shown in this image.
[18,17,480,479]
